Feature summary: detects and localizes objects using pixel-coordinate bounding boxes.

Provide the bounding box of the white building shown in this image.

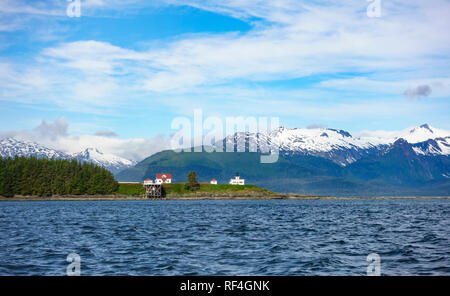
[210,179,218,185]
[229,173,245,185]
[155,174,172,184]
[143,179,153,185]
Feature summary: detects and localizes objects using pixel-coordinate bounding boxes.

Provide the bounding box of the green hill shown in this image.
[118,182,275,196]
[115,147,362,195]
[115,147,336,183]
[116,145,450,197]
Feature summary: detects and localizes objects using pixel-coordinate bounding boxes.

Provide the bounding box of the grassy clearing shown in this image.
[117,183,145,195]
[163,183,274,195]
[118,182,274,196]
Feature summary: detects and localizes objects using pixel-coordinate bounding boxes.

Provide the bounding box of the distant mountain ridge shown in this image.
[73,147,135,174]
[0,138,71,160]
[0,138,135,174]
[2,124,450,196]
[117,124,450,197]
[219,124,450,165]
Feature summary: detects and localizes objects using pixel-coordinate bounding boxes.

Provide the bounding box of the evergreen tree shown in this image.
[184,171,200,191]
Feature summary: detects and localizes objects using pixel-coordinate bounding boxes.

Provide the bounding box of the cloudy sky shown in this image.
[0,0,449,160]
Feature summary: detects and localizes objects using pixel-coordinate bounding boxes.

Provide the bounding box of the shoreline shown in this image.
[1,194,449,201]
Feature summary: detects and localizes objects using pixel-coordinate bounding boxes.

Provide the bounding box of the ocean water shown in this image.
[0,199,449,276]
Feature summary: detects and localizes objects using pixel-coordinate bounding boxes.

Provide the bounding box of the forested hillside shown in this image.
[0,157,119,197]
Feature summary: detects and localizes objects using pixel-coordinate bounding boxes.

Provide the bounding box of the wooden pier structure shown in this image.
[143,179,163,198]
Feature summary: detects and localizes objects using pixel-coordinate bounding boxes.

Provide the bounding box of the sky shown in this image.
[0,0,449,160]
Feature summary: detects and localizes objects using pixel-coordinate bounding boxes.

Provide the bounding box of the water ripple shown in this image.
[0,199,449,275]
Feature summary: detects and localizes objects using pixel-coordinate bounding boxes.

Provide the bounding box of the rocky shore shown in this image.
[1,193,449,201]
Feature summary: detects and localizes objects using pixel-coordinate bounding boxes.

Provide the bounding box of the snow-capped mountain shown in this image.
[0,138,71,159]
[396,124,450,144]
[220,128,383,165]
[410,138,450,156]
[116,123,450,196]
[118,123,450,196]
[355,124,450,157]
[2,124,448,172]
[72,148,136,174]
[220,124,450,166]
[0,138,135,173]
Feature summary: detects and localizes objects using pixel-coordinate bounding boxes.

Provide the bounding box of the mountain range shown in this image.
[116,124,450,197]
[1,124,449,196]
[220,123,450,165]
[0,138,135,174]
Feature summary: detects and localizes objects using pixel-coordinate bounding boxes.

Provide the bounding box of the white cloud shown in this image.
[0,0,449,123]
[307,124,327,130]
[94,130,118,137]
[33,117,69,140]
[319,77,450,98]
[404,85,432,100]
[0,118,171,161]
[0,0,65,16]
[52,134,171,161]
[29,0,450,95]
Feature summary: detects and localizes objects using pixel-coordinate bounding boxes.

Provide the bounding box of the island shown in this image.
[1,157,448,201]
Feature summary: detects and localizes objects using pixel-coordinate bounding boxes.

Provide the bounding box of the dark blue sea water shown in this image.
[0,199,449,276]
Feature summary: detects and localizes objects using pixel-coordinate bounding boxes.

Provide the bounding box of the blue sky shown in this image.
[0,0,449,159]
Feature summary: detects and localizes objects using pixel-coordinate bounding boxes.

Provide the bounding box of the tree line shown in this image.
[0,156,119,197]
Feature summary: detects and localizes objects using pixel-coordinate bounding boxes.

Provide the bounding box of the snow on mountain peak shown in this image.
[265,127,372,153]
[0,138,135,173]
[0,137,70,159]
[3,123,449,171]
[73,147,135,172]
[419,124,433,132]
[398,124,450,144]
[221,124,450,165]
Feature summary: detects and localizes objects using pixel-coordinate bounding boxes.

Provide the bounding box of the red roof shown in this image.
[145,178,151,181]
[211,179,217,181]
[156,174,172,180]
